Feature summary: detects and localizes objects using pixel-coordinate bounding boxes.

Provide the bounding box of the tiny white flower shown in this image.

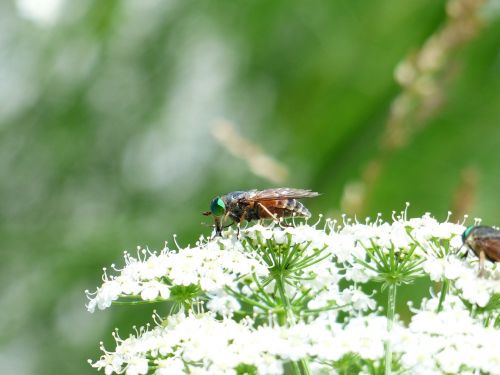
[344,262,377,283]
[423,259,445,281]
[156,357,186,375]
[125,357,149,375]
[206,295,241,317]
[140,281,171,301]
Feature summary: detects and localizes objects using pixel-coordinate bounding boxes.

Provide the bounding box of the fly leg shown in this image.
[235,211,249,239]
[213,212,232,238]
[458,244,468,259]
[256,203,289,229]
[478,250,486,277]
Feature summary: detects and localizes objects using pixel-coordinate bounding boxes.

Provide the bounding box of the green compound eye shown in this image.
[210,197,225,216]
[462,225,475,242]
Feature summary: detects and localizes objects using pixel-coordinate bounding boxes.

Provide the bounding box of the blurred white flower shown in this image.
[156,357,185,375]
[344,262,377,283]
[337,287,377,311]
[206,295,241,317]
[454,263,499,307]
[16,0,65,26]
[140,280,170,301]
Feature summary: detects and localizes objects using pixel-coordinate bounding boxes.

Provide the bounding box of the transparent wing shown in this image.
[244,188,319,202]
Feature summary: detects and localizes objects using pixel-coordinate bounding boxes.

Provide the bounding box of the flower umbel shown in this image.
[85,240,268,313]
[87,211,499,375]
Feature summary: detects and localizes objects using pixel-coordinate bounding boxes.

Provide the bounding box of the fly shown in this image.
[203,188,320,236]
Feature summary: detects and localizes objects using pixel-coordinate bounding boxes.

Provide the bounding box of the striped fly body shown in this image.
[203,188,320,236]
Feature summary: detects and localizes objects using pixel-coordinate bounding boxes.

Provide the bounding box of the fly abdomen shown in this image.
[253,199,312,220]
[288,199,311,218]
[276,198,311,218]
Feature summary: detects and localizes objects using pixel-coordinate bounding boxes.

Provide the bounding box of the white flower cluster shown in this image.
[244,212,467,267]
[400,298,500,374]
[88,211,500,375]
[246,213,499,306]
[91,313,282,375]
[423,255,500,307]
[91,303,500,375]
[90,312,397,375]
[331,212,464,257]
[238,223,376,315]
[86,241,268,313]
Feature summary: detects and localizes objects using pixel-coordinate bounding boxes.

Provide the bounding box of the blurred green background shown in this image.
[1,0,499,373]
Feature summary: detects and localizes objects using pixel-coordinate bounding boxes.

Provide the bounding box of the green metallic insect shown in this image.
[461,225,500,276]
[203,188,320,236]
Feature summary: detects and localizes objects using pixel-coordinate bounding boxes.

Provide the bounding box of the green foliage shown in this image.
[235,363,258,375]
[0,0,499,373]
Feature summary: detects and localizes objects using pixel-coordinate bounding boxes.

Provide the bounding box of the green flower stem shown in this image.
[302,303,350,315]
[275,275,311,375]
[225,287,273,312]
[299,359,312,375]
[275,276,299,375]
[385,282,397,375]
[112,298,167,305]
[436,279,449,313]
[286,362,302,375]
[276,275,293,323]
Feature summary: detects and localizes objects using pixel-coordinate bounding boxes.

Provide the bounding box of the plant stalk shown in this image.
[275,274,311,375]
[436,279,449,313]
[385,282,397,375]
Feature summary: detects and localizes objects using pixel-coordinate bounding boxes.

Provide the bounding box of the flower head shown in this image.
[87,211,499,375]
[86,240,268,313]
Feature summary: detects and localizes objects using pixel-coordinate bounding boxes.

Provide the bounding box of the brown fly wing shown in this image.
[475,237,500,262]
[244,188,319,202]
